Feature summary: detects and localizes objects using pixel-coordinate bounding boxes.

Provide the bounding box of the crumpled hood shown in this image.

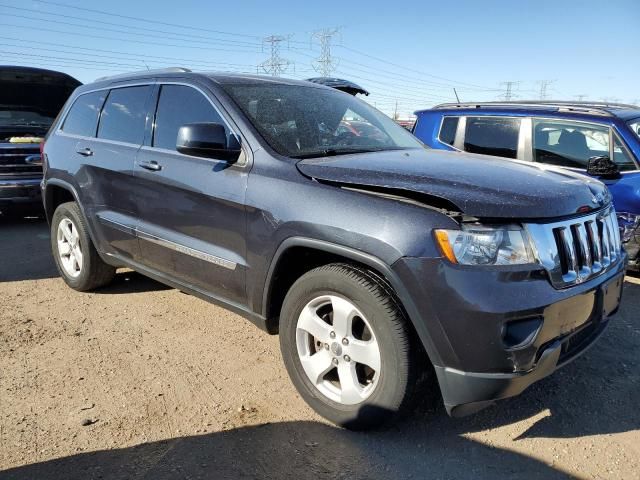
[297,148,611,219]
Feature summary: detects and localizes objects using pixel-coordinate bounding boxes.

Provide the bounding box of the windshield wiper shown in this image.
[292,147,386,159]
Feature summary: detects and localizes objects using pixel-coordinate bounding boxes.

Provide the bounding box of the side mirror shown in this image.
[586,155,621,179]
[176,123,241,162]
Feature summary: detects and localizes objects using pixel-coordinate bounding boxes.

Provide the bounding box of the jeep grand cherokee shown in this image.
[41,69,626,429]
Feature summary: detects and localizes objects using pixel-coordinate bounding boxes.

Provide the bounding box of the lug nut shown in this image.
[332,358,339,365]
[324,343,329,350]
[341,338,349,346]
[329,331,336,339]
[343,355,350,362]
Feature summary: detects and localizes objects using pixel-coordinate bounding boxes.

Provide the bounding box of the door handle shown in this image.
[138,160,162,171]
[76,147,93,157]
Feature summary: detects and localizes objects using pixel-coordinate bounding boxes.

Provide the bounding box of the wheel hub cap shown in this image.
[56,217,83,278]
[295,295,381,405]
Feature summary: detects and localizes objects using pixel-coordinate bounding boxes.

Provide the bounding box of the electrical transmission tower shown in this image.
[312,28,340,77]
[499,81,519,101]
[574,94,588,102]
[537,79,554,100]
[259,35,293,77]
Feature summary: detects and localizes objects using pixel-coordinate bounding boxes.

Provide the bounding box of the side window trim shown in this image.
[519,117,532,161]
[96,84,154,146]
[151,81,240,148]
[531,117,613,170]
[460,115,521,159]
[146,81,249,167]
[453,116,466,150]
[58,91,107,139]
[612,128,640,171]
[437,115,461,149]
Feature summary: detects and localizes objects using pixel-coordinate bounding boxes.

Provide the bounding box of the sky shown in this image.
[1,0,639,117]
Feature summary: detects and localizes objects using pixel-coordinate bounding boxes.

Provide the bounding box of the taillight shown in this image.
[39,141,45,156]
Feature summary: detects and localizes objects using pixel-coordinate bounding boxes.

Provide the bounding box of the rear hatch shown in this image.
[0,66,80,179]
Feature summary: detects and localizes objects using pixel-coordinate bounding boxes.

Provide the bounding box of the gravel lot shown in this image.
[1,216,639,480]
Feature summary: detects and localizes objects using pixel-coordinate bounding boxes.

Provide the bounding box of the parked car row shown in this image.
[35,68,625,429]
[412,102,640,270]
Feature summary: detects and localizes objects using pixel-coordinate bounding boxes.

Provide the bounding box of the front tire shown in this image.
[279,263,424,429]
[51,202,115,291]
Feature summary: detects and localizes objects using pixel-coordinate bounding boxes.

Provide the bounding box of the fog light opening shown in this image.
[502,317,544,350]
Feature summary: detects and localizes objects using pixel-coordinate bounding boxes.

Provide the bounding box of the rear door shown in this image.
[133,83,249,306]
[69,84,152,261]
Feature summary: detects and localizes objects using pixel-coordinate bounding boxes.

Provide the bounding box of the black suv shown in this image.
[0,66,80,216]
[42,69,626,429]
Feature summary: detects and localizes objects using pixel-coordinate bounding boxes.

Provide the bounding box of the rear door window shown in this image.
[438,116,458,146]
[153,84,227,151]
[532,120,636,171]
[97,86,151,145]
[61,91,107,137]
[463,117,521,158]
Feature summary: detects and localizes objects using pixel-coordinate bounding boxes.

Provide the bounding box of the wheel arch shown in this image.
[262,237,442,366]
[43,179,106,263]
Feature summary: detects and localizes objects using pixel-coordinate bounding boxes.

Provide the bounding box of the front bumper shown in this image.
[392,252,626,416]
[0,178,43,210]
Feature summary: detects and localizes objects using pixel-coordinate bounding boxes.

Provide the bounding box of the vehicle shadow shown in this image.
[0,216,58,282]
[0,420,572,480]
[95,270,171,294]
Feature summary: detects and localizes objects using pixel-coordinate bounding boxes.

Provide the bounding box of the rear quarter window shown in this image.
[464,117,521,159]
[61,91,107,137]
[438,116,459,146]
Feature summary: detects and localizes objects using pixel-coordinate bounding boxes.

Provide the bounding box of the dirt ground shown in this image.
[0,217,639,480]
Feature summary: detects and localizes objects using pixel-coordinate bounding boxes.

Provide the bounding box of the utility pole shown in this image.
[259,35,293,77]
[574,94,588,102]
[312,28,340,77]
[393,100,398,120]
[537,79,554,100]
[499,81,519,101]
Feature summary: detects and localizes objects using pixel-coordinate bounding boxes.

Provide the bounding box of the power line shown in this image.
[0,4,263,48]
[336,44,499,91]
[34,0,261,39]
[259,35,293,77]
[311,28,340,77]
[0,22,261,54]
[0,36,256,69]
[0,12,262,51]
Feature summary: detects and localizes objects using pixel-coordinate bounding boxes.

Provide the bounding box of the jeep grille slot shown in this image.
[526,207,621,288]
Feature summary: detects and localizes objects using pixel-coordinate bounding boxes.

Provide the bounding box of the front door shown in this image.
[133,83,248,306]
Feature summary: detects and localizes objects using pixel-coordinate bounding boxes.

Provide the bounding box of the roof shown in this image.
[92,67,331,90]
[416,100,640,121]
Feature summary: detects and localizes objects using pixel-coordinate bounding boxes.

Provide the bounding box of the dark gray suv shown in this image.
[42,68,626,429]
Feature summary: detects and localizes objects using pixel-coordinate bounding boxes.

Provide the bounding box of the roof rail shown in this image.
[95,67,191,82]
[430,100,628,117]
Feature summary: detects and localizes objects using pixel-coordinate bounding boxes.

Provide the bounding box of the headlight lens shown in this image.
[435,225,535,265]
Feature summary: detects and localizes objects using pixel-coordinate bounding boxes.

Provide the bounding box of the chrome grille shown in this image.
[0,144,42,177]
[525,206,622,288]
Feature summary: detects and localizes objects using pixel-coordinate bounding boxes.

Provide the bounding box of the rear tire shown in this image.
[279,263,425,430]
[51,202,115,291]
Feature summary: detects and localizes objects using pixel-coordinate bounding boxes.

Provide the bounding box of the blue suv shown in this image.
[413,102,640,270]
